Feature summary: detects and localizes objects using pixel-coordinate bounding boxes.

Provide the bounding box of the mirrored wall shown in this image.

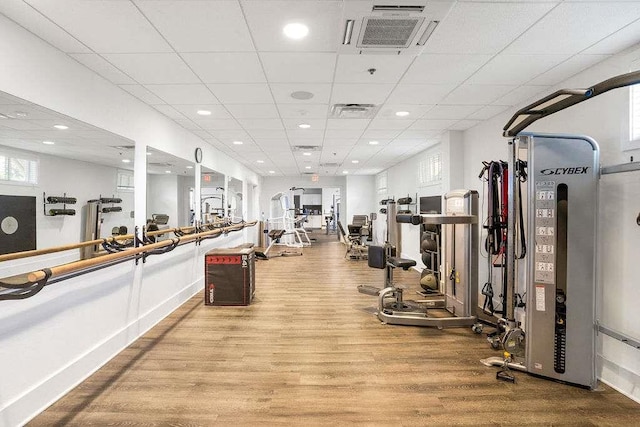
[200,167,225,224]
[228,177,243,221]
[0,90,136,258]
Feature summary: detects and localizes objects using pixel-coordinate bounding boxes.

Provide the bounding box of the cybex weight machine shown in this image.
[482,70,640,389]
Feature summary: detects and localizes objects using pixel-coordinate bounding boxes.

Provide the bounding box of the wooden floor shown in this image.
[31,233,640,426]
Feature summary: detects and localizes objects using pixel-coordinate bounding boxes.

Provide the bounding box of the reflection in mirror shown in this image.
[200,167,225,224]
[146,147,195,240]
[228,177,243,222]
[0,90,135,260]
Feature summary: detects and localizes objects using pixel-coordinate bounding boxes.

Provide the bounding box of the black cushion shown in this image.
[367,245,386,269]
[387,257,416,270]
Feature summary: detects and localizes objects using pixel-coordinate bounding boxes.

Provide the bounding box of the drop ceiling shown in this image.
[1,0,639,177]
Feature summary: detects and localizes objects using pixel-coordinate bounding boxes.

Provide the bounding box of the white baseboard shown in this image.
[598,354,640,404]
[2,279,201,427]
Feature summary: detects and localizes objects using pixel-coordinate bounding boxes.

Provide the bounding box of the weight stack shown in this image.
[205,247,255,306]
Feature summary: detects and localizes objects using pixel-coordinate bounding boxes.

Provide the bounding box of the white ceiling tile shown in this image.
[253,139,291,149]
[25,0,172,53]
[153,104,188,120]
[396,129,443,139]
[207,84,274,104]
[421,105,482,120]
[277,104,330,119]
[104,53,199,84]
[195,118,242,130]
[192,130,212,140]
[448,120,481,131]
[260,53,336,83]
[0,1,90,53]
[368,119,412,130]
[468,55,568,85]
[441,84,516,105]
[409,119,457,131]
[271,84,332,104]
[135,0,254,52]
[360,129,403,139]
[282,119,326,129]
[334,55,415,84]
[286,129,325,139]
[466,105,511,121]
[375,105,432,119]
[119,84,166,105]
[182,53,266,83]
[237,119,284,130]
[326,119,370,130]
[492,85,551,107]
[387,84,456,105]
[423,2,556,54]
[242,0,342,52]
[207,130,253,142]
[145,84,218,105]
[583,19,640,55]
[174,118,201,130]
[324,129,365,139]
[173,104,231,120]
[226,104,279,119]
[528,55,611,86]
[70,53,136,84]
[330,84,395,104]
[504,3,640,55]
[323,139,358,147]
[402,54,492,85]
[246,129,288,139]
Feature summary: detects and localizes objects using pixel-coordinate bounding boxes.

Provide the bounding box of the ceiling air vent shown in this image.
[148,162,174,167]
[357,16,424,48]
[371,5,425,12]
[320,163,340,168]
[330,104,379,119]
[292,145,321,152]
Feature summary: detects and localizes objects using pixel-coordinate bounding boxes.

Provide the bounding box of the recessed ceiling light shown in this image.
[343,170,349,174]
[121,159,131,163]
[305,166,311,169]
[257,160,264,163]
[186,165,194,169]
[165,170,172,174]
[395,111,410,117]
[42,140,55,145]
[269,170,275,174]
[197,110,212,116]
[53,124,68,130]
[303,152,312,156]
[291,91,314,100]
[146,152,152,155]
[15,111,27,117]
[283,23,309,40]
[351,160,359,164]
[233,140,243,145]
[369,140,379,145]
[298,123,311,129]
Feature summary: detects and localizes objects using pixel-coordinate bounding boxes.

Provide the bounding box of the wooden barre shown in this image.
[0,220,238,262]
[4,221,255,284]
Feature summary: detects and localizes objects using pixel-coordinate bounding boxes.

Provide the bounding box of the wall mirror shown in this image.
[227,177,243,222]
[0,90,135,259]
[146,147,195,237]
[200,167,225,224]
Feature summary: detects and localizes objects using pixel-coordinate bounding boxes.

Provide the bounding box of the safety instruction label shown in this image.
[534,181,556,284]
[535,285,546,311]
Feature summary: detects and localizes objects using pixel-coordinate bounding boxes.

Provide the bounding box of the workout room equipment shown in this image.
[481,70,640,389]
[358,191,481,329]
[259,192,304,258]
[340,215,370,259]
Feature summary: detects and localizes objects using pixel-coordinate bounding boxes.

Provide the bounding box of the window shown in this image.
[0,152,38,184]
[116,170,134,192]
[418,152,442,187]
[628,59,640,150]
[376,171,387,195]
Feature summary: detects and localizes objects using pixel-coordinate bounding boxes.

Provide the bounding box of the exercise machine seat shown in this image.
[387,257,416,270]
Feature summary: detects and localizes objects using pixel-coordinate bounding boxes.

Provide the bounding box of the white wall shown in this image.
[147,174,178,228]
[0,16,259,426]
[345,175,376,224]
[461,45,640,402]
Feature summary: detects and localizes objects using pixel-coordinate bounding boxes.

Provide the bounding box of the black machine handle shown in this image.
[396,214,422,225]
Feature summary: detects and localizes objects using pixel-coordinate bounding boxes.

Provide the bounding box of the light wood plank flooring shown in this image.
[30,232,640,426]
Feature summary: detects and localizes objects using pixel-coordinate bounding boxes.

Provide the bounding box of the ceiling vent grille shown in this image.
[358,17,424,48]
[320,162,340,168]
[330,103,379,119]
[292,145,321,152]
[148,162,174,167]
[371,5,425,12]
